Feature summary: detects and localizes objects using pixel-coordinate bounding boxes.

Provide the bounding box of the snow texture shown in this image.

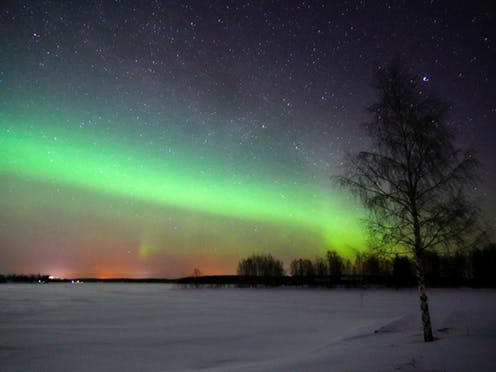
[1,284,495,371]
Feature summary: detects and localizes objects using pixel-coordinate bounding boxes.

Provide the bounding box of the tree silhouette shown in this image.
[289,258,315,277]
[393,255,415,286]
[326,250,344,276]
[338,59,479,342]
[237,254,284,276]
[471,243,496,287]
[314,257,327,276]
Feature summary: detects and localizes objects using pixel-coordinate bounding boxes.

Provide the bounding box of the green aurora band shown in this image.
[1,111,366,265]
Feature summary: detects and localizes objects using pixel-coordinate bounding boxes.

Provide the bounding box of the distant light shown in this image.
[422,76,430,82]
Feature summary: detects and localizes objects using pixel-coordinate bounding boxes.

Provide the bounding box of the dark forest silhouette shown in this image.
[237,253,284,276]
[2,243,495,287]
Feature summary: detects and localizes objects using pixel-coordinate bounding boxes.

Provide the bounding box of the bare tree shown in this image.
[338,59,479,342]
[326,250,344,276]
[314,257,327,276]
[237,254,284,276]
[290,258,315,277]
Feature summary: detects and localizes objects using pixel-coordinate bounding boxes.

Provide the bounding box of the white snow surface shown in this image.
[1,284,495,371]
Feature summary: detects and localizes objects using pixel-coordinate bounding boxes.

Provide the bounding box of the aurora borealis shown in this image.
[2,115,362,237]
[1,108,365,276]
[1,1,495,277]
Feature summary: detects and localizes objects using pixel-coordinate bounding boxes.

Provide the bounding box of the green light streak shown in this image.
[1,117,366,255]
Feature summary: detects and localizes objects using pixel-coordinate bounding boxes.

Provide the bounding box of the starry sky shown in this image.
[1,1,495,278]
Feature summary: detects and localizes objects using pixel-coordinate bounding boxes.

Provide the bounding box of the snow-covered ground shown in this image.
[0,284,495,371]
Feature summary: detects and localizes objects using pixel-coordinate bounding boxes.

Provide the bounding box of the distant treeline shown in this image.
[231,243,496,288]
[175,244,496,288]
[3,243,495,287]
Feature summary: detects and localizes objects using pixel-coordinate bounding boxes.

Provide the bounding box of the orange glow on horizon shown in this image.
[40,260,235,279]
[7,249,239,279]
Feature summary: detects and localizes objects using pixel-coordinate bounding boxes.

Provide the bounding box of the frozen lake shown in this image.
[1,284,495,371]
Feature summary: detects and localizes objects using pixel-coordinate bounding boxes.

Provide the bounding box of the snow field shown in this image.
[1,284,495,371]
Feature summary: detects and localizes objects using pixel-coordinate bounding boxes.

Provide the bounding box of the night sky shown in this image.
[1,1,494,278]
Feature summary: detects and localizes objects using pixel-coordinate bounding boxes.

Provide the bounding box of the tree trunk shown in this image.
[415,258,434,342]
[411,198,434,342]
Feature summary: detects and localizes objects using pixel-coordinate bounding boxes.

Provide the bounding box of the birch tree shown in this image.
[339,59,479,342]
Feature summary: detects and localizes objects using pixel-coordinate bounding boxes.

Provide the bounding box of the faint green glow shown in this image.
[0,116,366,256]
